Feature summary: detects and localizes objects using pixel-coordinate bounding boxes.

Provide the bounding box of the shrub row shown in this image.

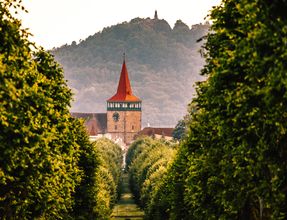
[72,138,123,219]
[126,137,177,219]
[0,2,82,216]
[160,0,287,219]
[0,2,123,219]
[127,0,287,219]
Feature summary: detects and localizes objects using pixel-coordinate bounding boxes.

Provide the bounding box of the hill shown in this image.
[51,13,210,127]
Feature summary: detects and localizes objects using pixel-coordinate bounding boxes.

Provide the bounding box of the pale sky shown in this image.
[20,0,221,49]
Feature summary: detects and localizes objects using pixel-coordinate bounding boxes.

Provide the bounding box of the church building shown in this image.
[107,59,142,145]
[71,58,142,147]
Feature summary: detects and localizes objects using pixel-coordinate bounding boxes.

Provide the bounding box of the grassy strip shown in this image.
[111,174,144,220]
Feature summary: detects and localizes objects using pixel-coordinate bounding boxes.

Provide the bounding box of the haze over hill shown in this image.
[51,13,210,127]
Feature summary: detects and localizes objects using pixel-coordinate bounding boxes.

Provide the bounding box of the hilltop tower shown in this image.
[154,10,158,19]
[107,56,142,146]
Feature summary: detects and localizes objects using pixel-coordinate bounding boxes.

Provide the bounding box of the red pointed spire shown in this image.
[108,57,140,102]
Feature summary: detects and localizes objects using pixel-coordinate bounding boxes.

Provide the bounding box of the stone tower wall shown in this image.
[107,110,141,145]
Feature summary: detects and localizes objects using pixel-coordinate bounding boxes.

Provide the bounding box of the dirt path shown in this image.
[111,173,144,220]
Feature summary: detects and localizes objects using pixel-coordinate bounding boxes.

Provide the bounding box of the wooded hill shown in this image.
[51,15,210,127]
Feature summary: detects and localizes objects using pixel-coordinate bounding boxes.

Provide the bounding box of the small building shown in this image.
[136,127,174,141]
[70,112,108,141]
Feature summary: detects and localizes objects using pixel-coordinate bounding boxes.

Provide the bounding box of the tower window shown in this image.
[132,125,134,130]
[115,125,117,130]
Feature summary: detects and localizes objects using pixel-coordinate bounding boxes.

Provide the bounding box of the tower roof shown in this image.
[108,59,141,102]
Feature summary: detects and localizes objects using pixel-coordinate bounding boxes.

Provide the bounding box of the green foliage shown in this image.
[172,119,186,140]
[0,2,123,219]
[0,1,84,218]
[51,18,210,126]
[164,0,287,219]
[95,138,123,203]
[93,138,123,219]
[127,137,177,219]
[71,137,123,220]
[68,120,100,219]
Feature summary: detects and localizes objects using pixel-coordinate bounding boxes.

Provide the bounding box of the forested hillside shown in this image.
[51,15,210,126]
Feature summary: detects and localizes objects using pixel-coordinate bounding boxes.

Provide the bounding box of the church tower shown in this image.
[107,57,142,146]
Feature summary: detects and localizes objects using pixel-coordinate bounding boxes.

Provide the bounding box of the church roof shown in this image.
[108,60,141,102]
[137,127,174,137]
[71,112,107,136]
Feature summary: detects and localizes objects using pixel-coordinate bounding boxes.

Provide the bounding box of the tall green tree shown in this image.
[0,1,83,218]
[69,119,100,220]
[0,1,124,219]
[167,0,287,219]
[72,137,123,220]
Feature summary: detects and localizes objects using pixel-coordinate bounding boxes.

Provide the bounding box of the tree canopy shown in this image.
[126,137,177,219]
[0,1,123,219]
[0,1,83,218]
[163,0,287,219]
[125,0,287,219]
[72,137,123,219]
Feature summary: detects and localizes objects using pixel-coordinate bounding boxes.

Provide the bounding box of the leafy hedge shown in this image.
[126,137,177,219]
[0,1,83,218]
[155,0,287,219]
[72,137,123,219]
[0,2,123,219]
[93,138,123,215]
[128,0,287,219]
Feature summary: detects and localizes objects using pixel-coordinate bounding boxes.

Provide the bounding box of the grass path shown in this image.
[111,173,144,220]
